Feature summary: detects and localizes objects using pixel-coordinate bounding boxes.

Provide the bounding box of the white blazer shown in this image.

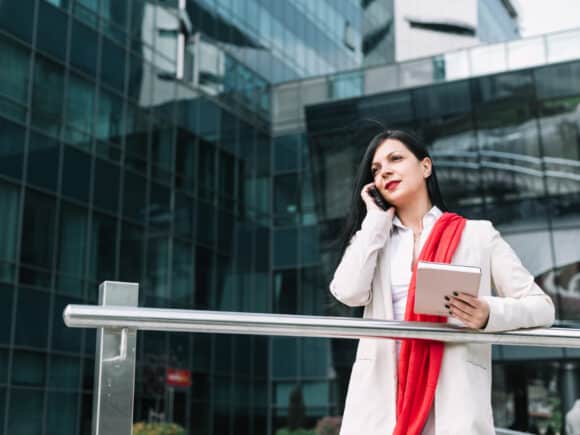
[329,210,555,435]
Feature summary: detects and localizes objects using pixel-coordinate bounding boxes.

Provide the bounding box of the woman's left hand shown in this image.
[447,293,490,329]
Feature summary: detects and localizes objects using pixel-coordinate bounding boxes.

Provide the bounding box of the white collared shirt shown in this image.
[388,206,443,321]
[388,206,442,435]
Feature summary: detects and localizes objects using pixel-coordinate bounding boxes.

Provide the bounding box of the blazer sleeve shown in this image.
[328,210,393,307]
[481,221,555,332]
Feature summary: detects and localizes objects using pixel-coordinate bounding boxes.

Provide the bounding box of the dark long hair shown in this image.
[335,129,448,260]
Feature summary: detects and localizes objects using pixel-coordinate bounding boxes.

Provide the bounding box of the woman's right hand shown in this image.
[360,182,395,217]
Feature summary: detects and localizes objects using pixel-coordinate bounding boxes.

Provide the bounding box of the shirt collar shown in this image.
[392,206,443,231]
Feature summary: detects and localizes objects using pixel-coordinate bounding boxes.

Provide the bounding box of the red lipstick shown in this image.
[385,181,401,191]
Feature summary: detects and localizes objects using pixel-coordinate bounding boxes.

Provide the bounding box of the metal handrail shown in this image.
[495,429,534,435]
[67,282,579,435]
[63,305,580,348]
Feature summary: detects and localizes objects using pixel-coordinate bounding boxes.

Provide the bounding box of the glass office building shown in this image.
[0,0,274,433]
[274,55,580,434]
[186,0,392,83]
[0,0,579,434]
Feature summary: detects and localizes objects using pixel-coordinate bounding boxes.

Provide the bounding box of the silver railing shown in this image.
[64,281,577,435]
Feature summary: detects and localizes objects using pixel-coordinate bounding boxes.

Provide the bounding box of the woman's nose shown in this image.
[380,166,393,177]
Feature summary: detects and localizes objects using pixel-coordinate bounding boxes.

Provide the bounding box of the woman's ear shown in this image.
[422,158,432,178]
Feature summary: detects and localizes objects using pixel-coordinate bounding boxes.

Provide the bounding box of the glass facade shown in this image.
[189,0,391,83]
[0,1,273,434]
[0,0,579,434]
[189,0,516,84]
[478,0,519,43]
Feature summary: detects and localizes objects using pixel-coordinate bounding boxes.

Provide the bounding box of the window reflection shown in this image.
[125,102,149,173]
[52,295,83,352]
[56,204,88,296]
[535,62,580,101]
[218,149,236,212]
[300,226,320,266]
[476,101,544,203]
[36,1,68,59]
[175,129,196,193]
[70,19,98,75]
[174,191,194,238]
[273,228,298,268]
[272,337,298,378]
[31,55,64,138]
[0,287,14,344]
[217,210,234,254]
[65,74,95,149]
[123,170,147,223]
[196,199,217,247]
[0,181,20,283]
[273,269,298,314]
[0,0,35,43]
[198,140,216,201]
[492,362,563,434]
[538,96,580,200]
[119,222,144,284]
[151,117,175,183]
[21,190,56,271]
[95,88,124,146]
[101,40,127,91]
[274,135,300,174]
[87,212,118,284]
[0,35,29,106]
[149,181,171,232]
[93,158,120,213]
[145,237,169,299]
[195,246,213,309]
[274,174,299,226]
[171,240,193,306]
[422,115,482,207]
[46,392,78,434]
[14,287,50,348]
[27,131,59,192]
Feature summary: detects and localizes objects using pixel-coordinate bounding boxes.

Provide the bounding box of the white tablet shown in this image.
[414,261,482,316]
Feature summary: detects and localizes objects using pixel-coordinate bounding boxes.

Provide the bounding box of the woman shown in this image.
[329,129,555,435]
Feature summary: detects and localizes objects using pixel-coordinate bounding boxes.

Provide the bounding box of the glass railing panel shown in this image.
[272,82,303,125]
[469,43,507,76]
[441,49,471,81]
[300,77,329,109]
[327,71,363,100]
[546,28,580,63]
[364,64,400,95]
[507,37,546,70]
[398,57,436,88]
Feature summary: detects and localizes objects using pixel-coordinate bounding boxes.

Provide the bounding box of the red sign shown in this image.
[166,368,192,388]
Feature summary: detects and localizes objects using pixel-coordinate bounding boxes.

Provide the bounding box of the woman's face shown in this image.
[370,138,432,207]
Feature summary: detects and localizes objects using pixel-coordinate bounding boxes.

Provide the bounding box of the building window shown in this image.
[406,17,476,36]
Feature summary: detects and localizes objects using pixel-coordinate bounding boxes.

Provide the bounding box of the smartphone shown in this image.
[368,186,390,210]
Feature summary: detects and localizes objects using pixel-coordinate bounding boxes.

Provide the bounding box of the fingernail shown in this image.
[444,296,450,301]
[444,304,449,309]
[453,291,459,296]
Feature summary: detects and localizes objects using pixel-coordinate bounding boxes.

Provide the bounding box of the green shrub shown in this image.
[132,422,186,435]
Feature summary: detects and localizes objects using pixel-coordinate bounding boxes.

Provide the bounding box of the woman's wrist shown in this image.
[479,313,490,330]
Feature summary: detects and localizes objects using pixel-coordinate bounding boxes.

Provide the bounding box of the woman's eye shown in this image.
[391,155,402,161]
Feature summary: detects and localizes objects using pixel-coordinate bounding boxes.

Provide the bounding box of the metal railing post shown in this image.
[92,281,139,435]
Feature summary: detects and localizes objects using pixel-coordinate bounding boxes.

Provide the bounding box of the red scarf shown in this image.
[393,212,466,435]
